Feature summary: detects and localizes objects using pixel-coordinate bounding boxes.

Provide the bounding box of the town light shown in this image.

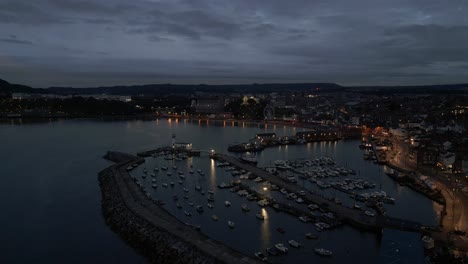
[263,187,268,191]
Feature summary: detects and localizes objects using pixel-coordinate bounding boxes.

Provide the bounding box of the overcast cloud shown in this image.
[0,0,467,87]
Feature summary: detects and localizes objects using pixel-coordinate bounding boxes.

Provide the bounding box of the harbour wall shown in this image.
[99,151,259,264]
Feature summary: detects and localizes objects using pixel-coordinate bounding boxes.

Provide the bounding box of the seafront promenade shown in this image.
[382,138,468,252]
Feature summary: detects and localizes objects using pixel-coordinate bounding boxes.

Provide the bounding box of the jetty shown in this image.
[99,151,260,264]
[212,153,437,234]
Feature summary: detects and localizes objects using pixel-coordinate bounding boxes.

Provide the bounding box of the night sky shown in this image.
[1,0,467,87]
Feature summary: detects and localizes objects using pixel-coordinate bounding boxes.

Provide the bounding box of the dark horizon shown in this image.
[2,77,468,91]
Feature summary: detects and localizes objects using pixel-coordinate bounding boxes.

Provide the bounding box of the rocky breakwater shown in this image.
[99,151,258,264]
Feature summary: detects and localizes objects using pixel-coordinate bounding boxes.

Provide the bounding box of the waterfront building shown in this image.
[193,96,225,114]
[255,133,276,140]
[174,142,192,150]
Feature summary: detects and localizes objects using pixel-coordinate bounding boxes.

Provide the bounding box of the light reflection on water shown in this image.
[260,207,270,249]
[210,158,216,189]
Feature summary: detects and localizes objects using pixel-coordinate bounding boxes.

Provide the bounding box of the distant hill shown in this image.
[45,83,343,95]
[0,78,42,94]
[348,84,468,94]
[1,77,467,96]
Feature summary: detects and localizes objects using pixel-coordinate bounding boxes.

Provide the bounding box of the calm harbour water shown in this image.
[0,119,435,263]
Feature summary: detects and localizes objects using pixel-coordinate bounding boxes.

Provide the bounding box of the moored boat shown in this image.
[275,243,288,254]
[240,152,258,165]
[254,252,268,262]
[276,227,285,234]
[315,248,333,256]
[288,240,301,248]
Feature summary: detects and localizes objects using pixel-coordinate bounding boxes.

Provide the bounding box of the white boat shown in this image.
[240,153,258,165]
[256,213,265,220]
[166,172,172,176]
[207,203,214,208]
[170,182,174,186]
[288,240,301,248]
[228,221,235,228]
[161,166,168,170]
[315,248,333,256]
[162,183,168,187]
[152,184,157,188]
[225,201,231,207]
[274,160,286,166]
[189,170,194,174]
[212,214,218,221]
[184,211,191,216]
[153,167,159,172]
[254,252,268,262]
[176,203,182,208]
[275,243,288,254]
[257,199,269,207]
[365,211,375,217]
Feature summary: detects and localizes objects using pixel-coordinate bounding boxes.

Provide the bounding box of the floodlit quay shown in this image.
[99,151,260,264]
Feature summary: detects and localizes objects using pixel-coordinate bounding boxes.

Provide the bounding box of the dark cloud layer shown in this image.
[0,0,467,87]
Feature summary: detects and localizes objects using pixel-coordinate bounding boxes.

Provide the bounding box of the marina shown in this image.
[1,119,438,263]
[122,136,440,262]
